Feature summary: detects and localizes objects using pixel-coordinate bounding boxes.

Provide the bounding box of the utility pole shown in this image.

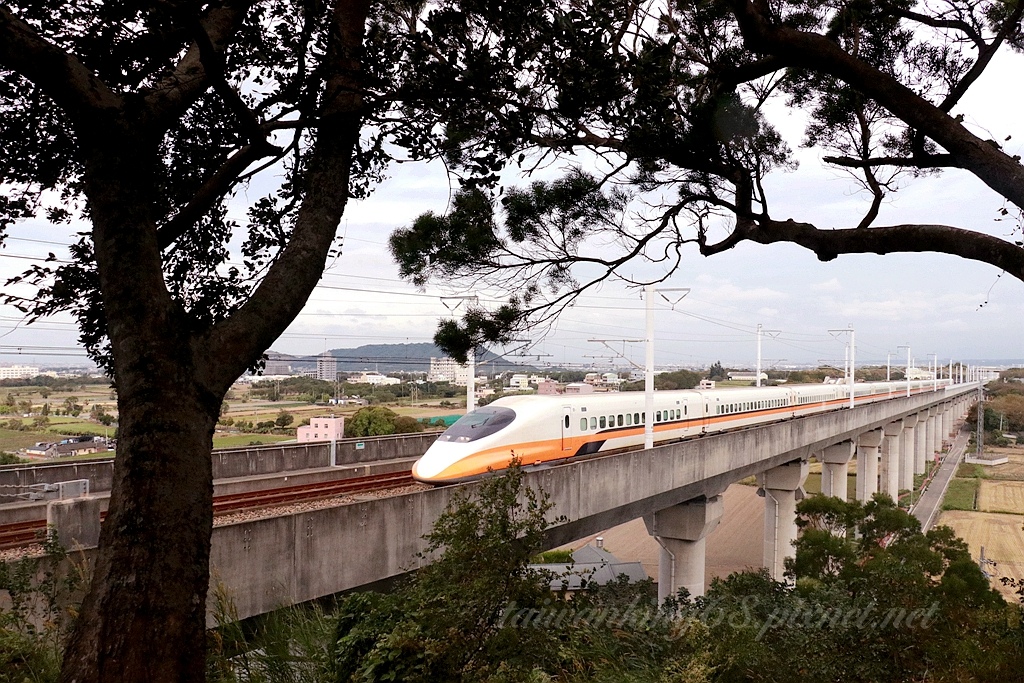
[930,353,938,392]
[977,383,984,458]
[645,285,689,449]
[441,294,479,413]
[756,325,781,387]
[886,352,891,381]
[898,344,910,398]
[829,327,856,409]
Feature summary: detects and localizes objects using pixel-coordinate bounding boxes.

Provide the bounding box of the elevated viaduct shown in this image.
[203,382,976,621]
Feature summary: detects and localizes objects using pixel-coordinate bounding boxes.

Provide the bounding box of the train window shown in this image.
[634,412,640,423]
[617,415,624,427]
[439,406,517,443]
[564,415,570,428]
[599,416,606,429]
[590,417,597,429]
[580,418,588,431]
[625,413,632,426]
[656,410,662,421]
[684,406,688,415]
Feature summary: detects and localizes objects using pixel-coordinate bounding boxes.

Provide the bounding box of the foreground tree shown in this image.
[702,494,1020,683]
[2,4,623,678]
[388,1,1024,357]
[1,1,373,678]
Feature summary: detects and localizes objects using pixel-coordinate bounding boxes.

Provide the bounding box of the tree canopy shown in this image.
[386,0,1024,359]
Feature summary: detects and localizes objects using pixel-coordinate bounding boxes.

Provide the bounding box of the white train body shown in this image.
[412,379,953,483]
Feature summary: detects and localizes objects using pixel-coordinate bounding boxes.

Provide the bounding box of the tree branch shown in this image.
[156,143,280,250]
[0,5,122,122]
[729,0,1024,210]
[701,219,1024,282]
[199,0,371,393]
[140,0,255,135]
[822,153,961,169]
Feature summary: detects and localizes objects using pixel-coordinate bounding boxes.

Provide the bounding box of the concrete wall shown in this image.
[0,432,439,495]
[210,384,976,623]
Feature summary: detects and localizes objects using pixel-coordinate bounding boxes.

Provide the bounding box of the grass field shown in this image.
[941,477,980,511]
[212,434,294,448]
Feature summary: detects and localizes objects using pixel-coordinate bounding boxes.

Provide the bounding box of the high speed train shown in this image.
[411,379,954,483]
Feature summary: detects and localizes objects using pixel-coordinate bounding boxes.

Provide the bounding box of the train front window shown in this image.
[439,406,516,443]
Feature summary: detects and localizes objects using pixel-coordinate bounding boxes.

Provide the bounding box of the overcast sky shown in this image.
[3,46,1023,373]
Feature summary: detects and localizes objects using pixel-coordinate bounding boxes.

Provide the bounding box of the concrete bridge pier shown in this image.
[942,405,953,444]
[923,409,937,466]
[915,411,929,474]
[644,494,724,601]
[880,421,904,500]
[931,405,945,455]
[900,415,919,492]
[757,460,808,581]
[820,441,854,501]
[855,429,883,502]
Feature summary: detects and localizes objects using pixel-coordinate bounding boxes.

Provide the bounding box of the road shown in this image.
[913,426,969,531]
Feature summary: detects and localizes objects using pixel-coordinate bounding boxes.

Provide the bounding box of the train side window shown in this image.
[580,418,588,431]
[565,415,570,428]
[684,406,688,415]
[600,416,606,429]
[656,410,662,421]
[617,414,624,427]
[625,413,632,426]
[590,417,597,429]
[635,412,640,423]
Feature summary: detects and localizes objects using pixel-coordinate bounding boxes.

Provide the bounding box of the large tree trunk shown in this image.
[60,367,220,682]
[59,133,227,682]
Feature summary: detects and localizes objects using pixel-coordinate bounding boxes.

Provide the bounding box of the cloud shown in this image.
[811,278,842,292]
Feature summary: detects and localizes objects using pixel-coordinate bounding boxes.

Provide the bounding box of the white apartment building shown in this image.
[428,356,470,386]
[0,365,40,380]
[316,352,338,382]
[355,371,400,386]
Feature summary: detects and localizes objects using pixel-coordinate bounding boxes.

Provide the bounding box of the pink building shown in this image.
[297,415,345,442]
[536,379,562,395]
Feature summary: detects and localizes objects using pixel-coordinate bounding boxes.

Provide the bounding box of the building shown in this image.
[528,543,647,592]
[263,352,294,375]
[905,367,935,380]
[428,356,471,386]
[509,373,530,390]
[316,352,337,382]
[297,415,345,442]
[0,365,40,381]
[564,382,595,394]
[354,371,400,386]
[727,371,768,382]
[536,379,562,395]
[25,436,109,459]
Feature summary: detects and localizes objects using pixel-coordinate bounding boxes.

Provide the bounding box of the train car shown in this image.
[412,378,953,484]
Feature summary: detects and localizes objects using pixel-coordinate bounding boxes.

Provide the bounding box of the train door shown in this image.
[561,405,574,453]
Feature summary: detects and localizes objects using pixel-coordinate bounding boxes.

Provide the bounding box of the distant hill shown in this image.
[265,343,527,374]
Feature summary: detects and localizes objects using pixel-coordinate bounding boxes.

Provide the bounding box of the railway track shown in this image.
[0,470,415,551]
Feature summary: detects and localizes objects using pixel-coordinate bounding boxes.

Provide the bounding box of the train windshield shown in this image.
[438,406,517,443]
